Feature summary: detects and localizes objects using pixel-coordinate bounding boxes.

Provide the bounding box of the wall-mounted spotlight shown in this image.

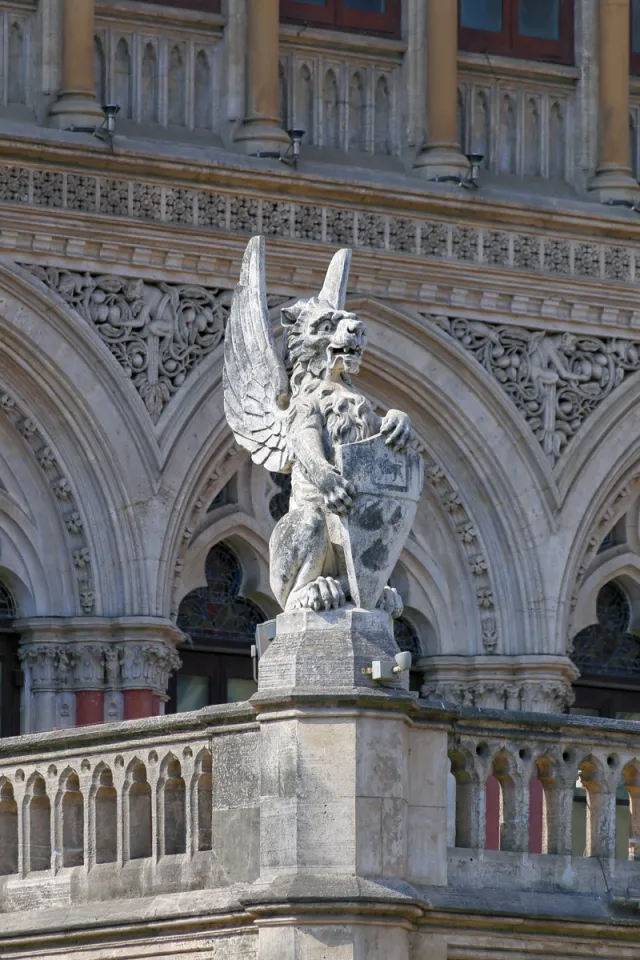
[280,128,305,168]
[461,153,483,190]
[94,104,120,148]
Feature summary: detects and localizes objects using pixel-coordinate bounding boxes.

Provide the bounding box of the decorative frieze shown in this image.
[0,391,96,613]
[428,315,640,466]
[2,163,640,298]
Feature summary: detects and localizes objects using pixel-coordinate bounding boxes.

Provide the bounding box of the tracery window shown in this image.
[572,581,640,719]
[394,616,421,657]
[280,0,401,38]
[169,543,264,712]
[459,0,574,64]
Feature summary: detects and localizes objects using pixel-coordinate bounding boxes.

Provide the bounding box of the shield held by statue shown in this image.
[334,433,424,610]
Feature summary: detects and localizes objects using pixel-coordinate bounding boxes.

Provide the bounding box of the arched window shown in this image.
[169,543,265,712]
[0,581,19,738]
[459,0,574,65]
[571,581,640,719]
[281,0,400,38]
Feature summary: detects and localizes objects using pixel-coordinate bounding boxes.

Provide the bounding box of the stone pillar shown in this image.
[234,0,290,155]
[247,608,448,959]
[414,0,469,180]
[589,0,640,203]
[14,618,181,731]
[48,0,103,130]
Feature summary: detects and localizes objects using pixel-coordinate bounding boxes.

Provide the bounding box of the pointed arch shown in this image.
[279,60,288,128]
[349,71,366,151]
[141,43,158,123]
[298,64,314,144]
[471,89,490,166]
[194,49,211,129]
[7,21,26,104]
[549,101,565,180]
[374,75,391,155]
[322,69,339,149]
[498,93,516,174]
[524,97,541,177]
[94,35,106,107]
[114,38,132,119]
[168,44,186,126]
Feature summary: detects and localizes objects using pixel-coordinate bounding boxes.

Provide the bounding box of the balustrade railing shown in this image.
[446,710,640,872]
[94,1,224,134]
[458,53,578,185]
[0,704,257,911]
[279,24,405,157]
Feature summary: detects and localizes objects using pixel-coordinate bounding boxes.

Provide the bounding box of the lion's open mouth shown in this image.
[328,343,363,368]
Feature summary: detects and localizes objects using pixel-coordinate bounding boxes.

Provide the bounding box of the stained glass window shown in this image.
[269,472,292,522]
[394,616,421,657]
[572,581,640,678]
[0,583,15,620]
[177,542,265,649]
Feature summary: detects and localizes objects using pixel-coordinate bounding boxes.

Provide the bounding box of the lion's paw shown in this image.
[377,585,404,618]
[300,576,346,612]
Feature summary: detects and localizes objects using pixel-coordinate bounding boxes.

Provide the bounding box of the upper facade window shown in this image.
[280,0,401,38]
[459,0,574,64]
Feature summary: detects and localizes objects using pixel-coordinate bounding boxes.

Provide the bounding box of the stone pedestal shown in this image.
[248,608,447,959]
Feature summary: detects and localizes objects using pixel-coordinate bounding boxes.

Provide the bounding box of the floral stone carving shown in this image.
[429,315,640,465]
[25,267,236,422]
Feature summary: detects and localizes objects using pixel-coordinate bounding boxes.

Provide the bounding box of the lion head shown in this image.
[281,298,367,392]
[280,248,367,394]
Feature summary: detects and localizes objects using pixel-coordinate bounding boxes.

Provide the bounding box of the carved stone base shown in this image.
[48,92,104,131]
[233,118,290,157]
[588,164,640,205]
[413,144,470,181]
[256,607,411,695]
[420,655,579,714]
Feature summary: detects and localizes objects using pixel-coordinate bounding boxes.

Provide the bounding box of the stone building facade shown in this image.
[1,0,640,957]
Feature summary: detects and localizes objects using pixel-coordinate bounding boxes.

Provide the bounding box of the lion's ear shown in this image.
[281,307,298,327]
[319,248,351,309]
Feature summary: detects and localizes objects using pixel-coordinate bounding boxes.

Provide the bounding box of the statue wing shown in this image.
[223,236,292,473]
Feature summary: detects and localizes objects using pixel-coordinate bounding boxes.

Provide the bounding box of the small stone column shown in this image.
[234,0,290,156]
[48,0,103,130]
[248,608,448,959]
[414,0,469,180]
[589,0,640,203]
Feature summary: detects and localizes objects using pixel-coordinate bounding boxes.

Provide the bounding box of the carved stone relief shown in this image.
[428,315,640,465]
[0,391,96,613]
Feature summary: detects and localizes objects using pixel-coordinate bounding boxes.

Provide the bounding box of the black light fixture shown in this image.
[280,128,305,168]
[95,104,120,147]
[461,153,484,189]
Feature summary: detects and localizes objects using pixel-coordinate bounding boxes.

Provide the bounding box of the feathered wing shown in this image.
[223,236,292,473]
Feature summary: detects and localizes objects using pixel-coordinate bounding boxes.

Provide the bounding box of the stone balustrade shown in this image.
[444,707,640,898]
[0,703,258,913]
[458,54,578,185]
[2,698,640,918]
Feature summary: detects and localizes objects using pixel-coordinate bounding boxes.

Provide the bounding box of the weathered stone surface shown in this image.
[255,608,410,694]
[223,236,420,616]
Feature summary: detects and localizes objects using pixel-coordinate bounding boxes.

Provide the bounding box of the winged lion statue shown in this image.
[223,236,423,615]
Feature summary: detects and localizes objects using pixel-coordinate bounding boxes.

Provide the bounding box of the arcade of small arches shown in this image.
[1,264,640,735]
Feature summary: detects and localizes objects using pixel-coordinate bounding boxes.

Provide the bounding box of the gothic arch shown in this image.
[0,261,159,617]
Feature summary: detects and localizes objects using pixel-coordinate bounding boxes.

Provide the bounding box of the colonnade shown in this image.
[46,0,639,200]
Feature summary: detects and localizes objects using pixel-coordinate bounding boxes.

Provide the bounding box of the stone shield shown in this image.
[335,433,424,610]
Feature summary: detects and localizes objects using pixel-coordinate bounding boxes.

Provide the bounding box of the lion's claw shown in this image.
[377,585,404,618]
[297,576,346,612]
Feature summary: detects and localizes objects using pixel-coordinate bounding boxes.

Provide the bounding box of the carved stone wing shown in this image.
[223,236,292,473]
